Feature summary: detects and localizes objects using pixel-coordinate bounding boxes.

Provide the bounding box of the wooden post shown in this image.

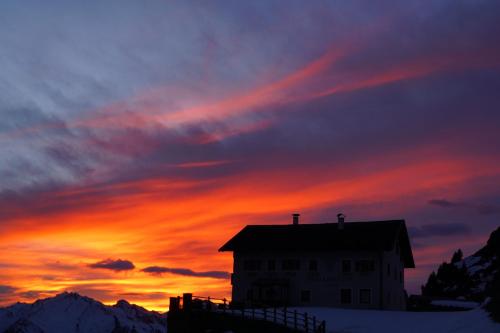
[252,307,255,319]
[283,307,287,326]
[207,296,211,311]
[305,312,309,333]
[294,310,297,330]
[273,307,277,323]
[313,316,316,332]
[263,308,267,321]
[183,293,192,312]
[169,297,180,312]
[241,308,245,318]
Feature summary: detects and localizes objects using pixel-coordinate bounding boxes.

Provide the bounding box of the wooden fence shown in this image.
[170,294,326,333]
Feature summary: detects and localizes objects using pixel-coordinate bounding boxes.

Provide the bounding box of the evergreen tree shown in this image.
[421,249,474,298]
[421,271,439,296]
[486,269,500,322]
[451,249,463,264]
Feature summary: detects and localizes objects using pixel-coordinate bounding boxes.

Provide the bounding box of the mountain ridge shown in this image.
[421,226,500,320]
[0,292,166,333]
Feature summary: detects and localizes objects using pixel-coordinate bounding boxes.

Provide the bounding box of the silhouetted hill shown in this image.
[0,292,166,333]
[421,226,500,321]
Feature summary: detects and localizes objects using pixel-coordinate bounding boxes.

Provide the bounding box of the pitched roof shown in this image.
[219,220,415,268]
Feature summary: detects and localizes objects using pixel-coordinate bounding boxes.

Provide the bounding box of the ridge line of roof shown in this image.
[244,220,406,227]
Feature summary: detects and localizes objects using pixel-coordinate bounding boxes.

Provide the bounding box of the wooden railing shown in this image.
[189,295,326,333]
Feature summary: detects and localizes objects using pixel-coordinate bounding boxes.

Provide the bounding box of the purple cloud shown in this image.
[429,199,500,215]
[0,285,17,294]
[409,223,470,239]
[88,259,135,271]
[428,199,467,208]
[142,266,229,279]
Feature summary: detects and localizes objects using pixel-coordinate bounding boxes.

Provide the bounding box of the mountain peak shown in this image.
[475,226,500,258]
[0,293,166,333]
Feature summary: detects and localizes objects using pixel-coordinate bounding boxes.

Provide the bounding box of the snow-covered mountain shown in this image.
[422,226,499,299]
[420,226,500,320]
[457,226,500,297]
[0,292,166,333]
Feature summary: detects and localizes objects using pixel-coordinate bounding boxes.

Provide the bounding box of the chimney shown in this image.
[337,213,345,230]
[292,213,300,225]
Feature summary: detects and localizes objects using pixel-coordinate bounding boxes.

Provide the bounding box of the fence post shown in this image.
[294,310,297,330]
[313,316,316,332]
[273,307,277,323]
[169,297,180,312]
[305,312,309,333]
[183,293,192,312]
[284,307,287,326]
[252,307,255,319]
[264,308,267,321]
[241,308,244,318]
[207,296,211,311]
[223,298,226,313]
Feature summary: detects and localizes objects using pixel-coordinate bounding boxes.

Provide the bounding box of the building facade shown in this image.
[219,214,415,310]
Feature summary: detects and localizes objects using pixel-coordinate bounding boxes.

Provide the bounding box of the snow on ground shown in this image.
[291,307,500,333]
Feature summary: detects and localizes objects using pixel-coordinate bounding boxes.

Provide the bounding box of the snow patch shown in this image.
[290,307,500,333]
[431,300,479,309]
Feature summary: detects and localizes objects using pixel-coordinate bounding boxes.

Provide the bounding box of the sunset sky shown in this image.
[1,0,500,311]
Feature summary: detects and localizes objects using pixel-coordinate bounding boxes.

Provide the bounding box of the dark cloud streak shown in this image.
[408,223,470,239]
[428,199,467,208]
[429,199,500,216]
[88,259,135,271]
[142,266,229,279]
[0,285,17,294]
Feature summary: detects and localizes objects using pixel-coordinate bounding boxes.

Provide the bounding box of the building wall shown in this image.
[381,240,407,310]
[231,248,407,310]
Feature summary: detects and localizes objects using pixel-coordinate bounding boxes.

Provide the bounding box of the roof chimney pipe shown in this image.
[337,213,345,230]
[292,213,300,225]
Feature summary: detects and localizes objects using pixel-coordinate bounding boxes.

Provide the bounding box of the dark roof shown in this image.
[219,220,415,268]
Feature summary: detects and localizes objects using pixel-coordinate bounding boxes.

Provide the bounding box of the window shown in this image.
[342,260,352,273]
[327,260,335,272]
[340,289,352,304]
[300,290,311,303]
[359,289,371,304]
[243,259,261,271]
[309,260,318,271]
[387,263,391,276]
[268,260,276,271]
[355,260,375,272]
[265,289,275,299]
[282,259,300,271]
